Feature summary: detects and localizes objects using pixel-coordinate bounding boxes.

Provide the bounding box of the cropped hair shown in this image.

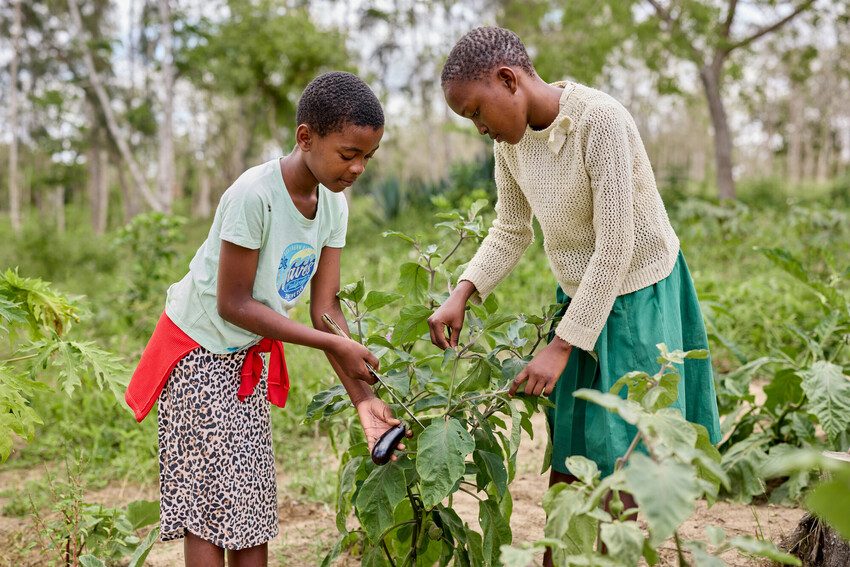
[296,72,384,136]
[441,26,535,85]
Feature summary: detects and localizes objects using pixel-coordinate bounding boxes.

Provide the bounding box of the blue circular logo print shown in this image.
[277,243,317,301]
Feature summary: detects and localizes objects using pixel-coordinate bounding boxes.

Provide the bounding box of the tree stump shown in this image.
[781,451,850,567]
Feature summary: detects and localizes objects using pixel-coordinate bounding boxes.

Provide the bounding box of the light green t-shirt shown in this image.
[165,158,348,353]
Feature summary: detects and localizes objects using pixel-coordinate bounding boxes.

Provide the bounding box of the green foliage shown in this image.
[113,212,187,339]
[501,346,800,567]
[177,1,352,148]
[28,459,160,566]
[312,202,558,565]
[0,270,126,462]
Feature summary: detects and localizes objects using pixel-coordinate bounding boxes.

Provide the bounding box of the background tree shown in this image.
[499,0,828,200]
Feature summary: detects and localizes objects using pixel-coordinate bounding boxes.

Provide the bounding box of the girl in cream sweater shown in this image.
[427,26,721,562]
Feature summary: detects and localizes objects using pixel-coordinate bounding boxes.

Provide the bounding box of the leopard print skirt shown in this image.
[158,347,279,550]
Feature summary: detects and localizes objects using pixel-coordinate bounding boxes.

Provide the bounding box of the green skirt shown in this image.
[547,251,721,478]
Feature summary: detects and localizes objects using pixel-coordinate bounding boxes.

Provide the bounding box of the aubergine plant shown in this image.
[499,345,801,567]
[308,201,562,566]
[713,248,850,503]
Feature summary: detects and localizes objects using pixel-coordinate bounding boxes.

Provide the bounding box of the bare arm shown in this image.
[308,246,375,405]
[216,239,378,384]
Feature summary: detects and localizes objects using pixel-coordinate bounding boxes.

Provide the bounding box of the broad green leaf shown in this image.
[79,556,106,567]
[565,456,599,485]
[128,526,160,567]
[355,461,408,542]
[337,455,364,532]
[600,522,644,566]
[364,290,403,311]
[763,369,803,411]
[417,418,475,508]
[801,361,850,445]
[574,389,643,424]
[624,454,701,546]
[727,536,802,565]
[473,450,508,496]
[338,279,365,303]
[720,435,769,502]
[392,305,432,344]
[303,385,348,423]
[362,544,391,567]
[382,230,416,244]
[637,409,697,458]
[479,499,512,564]
[805,470,850,541]
[320,532,358,567]
[398,262,429,301]
[125,499,160,530]
[455,357,493,394]
[498,545,536,567]
[683,542,725,567]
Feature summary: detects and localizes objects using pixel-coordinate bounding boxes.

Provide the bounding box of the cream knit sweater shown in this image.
[459,81,680,352]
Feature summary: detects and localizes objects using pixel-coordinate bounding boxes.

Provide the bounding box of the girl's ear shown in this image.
[295,123,313,151]
[496,66,519,94]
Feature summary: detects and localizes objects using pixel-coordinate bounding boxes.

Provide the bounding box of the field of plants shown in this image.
[1,176,849,566]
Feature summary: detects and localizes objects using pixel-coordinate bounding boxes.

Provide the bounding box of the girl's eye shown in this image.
[340,154,356,161]
[472,109,480,118]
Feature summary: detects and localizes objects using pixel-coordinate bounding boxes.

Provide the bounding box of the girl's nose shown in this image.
[350,160,365,175]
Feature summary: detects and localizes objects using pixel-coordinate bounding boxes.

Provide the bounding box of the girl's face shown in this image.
[302,124,383,192]
[443,68,528,145]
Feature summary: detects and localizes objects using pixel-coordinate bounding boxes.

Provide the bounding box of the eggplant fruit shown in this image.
[372,423,407,465]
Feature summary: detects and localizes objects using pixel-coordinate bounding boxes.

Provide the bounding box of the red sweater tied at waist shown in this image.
[125,312,289,422]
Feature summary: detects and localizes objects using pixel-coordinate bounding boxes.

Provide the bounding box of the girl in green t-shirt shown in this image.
[131,72,407,566]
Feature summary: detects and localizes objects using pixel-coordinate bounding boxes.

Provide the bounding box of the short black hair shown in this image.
[296,71,384,136]
[441,26,535,86]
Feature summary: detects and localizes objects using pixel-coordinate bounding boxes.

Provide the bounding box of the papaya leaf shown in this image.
[801,361,850,445]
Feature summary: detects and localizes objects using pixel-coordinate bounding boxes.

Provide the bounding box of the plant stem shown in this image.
[458,486,483,501]
[439,234,465,266]
[674,531,689,566]
[5,352,37,363]
[381,539,397,567]
[615,432,643,471]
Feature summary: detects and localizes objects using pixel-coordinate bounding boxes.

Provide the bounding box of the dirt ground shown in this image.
[0,413,804,566]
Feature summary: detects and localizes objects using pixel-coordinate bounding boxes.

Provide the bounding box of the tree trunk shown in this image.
[699,57,737,200]
[67,0,163,212]
[87,121,103,231]
[194,162,212,219]
[8,0,23,232]
[157,0,176,212]
[53,186,66,233]
[116,161,140,223]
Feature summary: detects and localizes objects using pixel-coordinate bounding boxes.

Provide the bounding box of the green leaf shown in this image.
[337,455,364,532]
[763,369,804,411]
[355,461,408,542]
[574,389,643,424]
[565,456,599,485]
[600,522,644,566]
[473,450,508,496]
[392,305,432,344]
[455,357,493,394]
[805,470,850,541]
[303,385,348,423]
[727,536,802,565]
[625,454,701,546]
[128,526,160,567]
[364,290,403,312]
[479,499,512,564]
[321,532,358,567]
[398,262,429,301]
[338,278,366,303]
[498,545,536,567]
[417,418,475,508]
[801,361,850,445]
[125,499,160,530]
[382,230,416,244]
[79,556,106,567]
[720,435,769,502]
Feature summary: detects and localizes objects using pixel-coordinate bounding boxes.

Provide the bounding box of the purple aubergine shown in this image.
[371,423,407,465]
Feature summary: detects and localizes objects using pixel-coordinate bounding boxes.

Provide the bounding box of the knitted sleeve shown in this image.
[458,146,534,300]
[555,104,636,351]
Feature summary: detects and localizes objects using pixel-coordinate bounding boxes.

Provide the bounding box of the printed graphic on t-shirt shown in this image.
[277,242,317,301]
